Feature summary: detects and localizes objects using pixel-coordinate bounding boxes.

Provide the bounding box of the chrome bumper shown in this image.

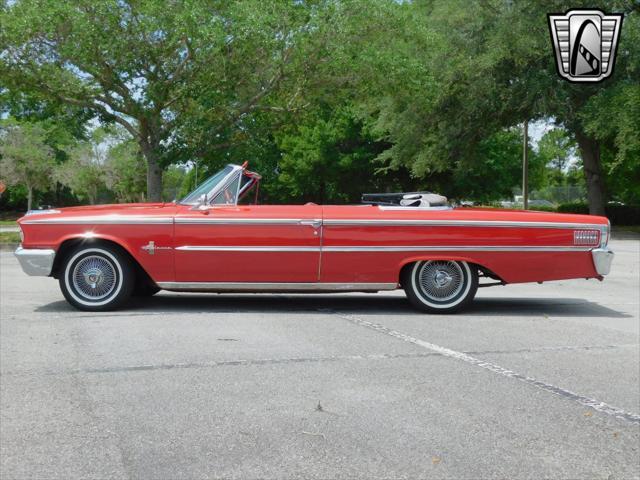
[14,247,56,276]
[592,247,614,276]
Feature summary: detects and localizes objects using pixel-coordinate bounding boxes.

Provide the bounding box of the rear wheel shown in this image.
[402,260,478,313]
[59,244,134,311]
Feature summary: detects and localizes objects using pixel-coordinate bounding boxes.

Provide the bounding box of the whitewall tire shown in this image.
[402,260,478,313]
[59,244,134,311]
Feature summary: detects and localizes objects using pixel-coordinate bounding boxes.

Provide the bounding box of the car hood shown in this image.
[18,202,177,224]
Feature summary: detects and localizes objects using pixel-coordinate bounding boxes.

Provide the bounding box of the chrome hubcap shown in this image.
[434,270,453,288]
[418,261,464,302]
[72,255,117,300]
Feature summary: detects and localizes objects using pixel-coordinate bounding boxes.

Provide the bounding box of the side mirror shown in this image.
[189,193,210,212]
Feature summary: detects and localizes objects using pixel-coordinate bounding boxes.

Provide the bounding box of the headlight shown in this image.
[19,225,24,243]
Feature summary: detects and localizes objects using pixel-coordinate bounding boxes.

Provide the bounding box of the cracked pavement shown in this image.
[1,239,639,479]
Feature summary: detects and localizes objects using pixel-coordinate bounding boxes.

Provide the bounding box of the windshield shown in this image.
[180,165,234,204]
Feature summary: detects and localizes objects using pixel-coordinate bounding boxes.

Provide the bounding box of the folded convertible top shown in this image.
[361,192,448,208]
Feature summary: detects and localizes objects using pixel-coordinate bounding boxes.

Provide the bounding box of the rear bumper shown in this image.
[14,246,56,276]
[591,247,614,276]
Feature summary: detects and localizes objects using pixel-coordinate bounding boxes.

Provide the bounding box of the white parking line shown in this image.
[333,311,640,425]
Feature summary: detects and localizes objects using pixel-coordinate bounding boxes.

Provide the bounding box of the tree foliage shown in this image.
[1,0,638,211]
[452,128,546,204]
[0,0,357,201]
[362,0,639,213]
[0,120,56,210]
[537,129,579,186]
[55,130,108,205]
[103,140,147,203]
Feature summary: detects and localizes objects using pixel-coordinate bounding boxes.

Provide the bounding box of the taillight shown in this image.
[574,230,599,246]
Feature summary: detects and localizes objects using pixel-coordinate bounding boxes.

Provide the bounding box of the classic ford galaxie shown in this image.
[15,163,614,312]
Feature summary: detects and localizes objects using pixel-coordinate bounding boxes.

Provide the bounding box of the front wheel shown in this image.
[402,260,478,313]
[59,244,134,311]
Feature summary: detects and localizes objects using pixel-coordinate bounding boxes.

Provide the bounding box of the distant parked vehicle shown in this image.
[528,199,556,208]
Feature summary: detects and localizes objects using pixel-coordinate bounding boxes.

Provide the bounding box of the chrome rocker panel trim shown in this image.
[157,282,397,292]
[14,246,56,276]
[592,248,614,275]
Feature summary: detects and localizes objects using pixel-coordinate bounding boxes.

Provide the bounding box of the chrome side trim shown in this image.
[21,216,606,230]
[322,219,605,229]
[14,247,56,276]
[323,245,591,252]
[22,215,173,225]
[175,245,591,252]
[176,246,320,252]
[592,248,614,275]
[157,282,397,292]
[175,217,305,225]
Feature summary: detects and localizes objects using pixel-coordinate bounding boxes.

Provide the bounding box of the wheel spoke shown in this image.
[72,255,117,301]
[418,261,464,302]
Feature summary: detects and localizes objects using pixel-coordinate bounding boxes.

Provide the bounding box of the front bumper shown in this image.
[592,247,614,276]
[14,246,56,276]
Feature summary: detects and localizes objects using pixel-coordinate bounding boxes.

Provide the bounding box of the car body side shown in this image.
[16,202,612,289]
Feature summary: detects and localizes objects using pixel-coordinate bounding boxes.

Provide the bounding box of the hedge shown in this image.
[557,202,640,225]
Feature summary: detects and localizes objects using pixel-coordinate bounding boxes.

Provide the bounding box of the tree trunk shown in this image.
[139,142,163,202]
[575,131,606,216]
[27,186,33,211]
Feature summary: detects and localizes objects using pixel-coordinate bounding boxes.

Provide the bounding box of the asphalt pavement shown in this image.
[1,239,639,479]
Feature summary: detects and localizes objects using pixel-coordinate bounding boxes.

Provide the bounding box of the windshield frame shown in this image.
[179,164,242,206]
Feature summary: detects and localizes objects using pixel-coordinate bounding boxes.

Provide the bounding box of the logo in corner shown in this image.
[548,9,623,83]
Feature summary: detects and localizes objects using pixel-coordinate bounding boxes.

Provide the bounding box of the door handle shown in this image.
[299,219,322,229]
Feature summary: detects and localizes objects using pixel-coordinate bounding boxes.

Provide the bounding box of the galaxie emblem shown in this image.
[548,9,623,83]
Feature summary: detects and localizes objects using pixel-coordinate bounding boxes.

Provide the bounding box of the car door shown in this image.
[173,204,322,283]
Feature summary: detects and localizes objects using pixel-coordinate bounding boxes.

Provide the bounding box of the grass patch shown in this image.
[614,225,640,234]
[0,220,17,226]
[0,232,20,244]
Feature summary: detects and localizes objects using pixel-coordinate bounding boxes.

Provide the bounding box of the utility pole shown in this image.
[522,120,529,210]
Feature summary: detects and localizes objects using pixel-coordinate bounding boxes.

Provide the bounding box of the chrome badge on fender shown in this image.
[548,9,623,83]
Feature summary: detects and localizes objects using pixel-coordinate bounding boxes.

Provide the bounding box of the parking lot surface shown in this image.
[1,239,639,479]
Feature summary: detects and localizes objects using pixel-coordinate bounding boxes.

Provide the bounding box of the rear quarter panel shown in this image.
[320,206,607,284]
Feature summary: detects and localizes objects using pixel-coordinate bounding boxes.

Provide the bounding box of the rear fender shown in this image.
[398,255,503,283]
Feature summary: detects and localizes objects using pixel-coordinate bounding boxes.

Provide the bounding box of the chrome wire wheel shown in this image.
[402,260,478,313]
[71,255,117,300]
[61,245,133,311]
[417,260,464,302]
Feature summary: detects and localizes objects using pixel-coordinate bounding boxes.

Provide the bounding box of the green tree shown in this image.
[275,107,406,204]
[0,120,56,210]
[364,0,639,215]
[452,128,545,204]
[581,81,640,204]
[103,140,147,203]
[1,0,347,201]
[56,131,107,205]
[537,128,578,186]
[162,165,187,202]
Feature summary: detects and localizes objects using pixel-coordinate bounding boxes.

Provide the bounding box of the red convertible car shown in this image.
[15,163,613,313]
